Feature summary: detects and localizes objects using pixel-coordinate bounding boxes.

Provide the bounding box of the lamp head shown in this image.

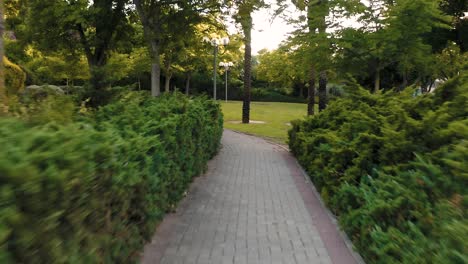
[221,37,230,46]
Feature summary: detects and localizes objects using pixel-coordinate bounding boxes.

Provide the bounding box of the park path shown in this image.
[141,130,362,264]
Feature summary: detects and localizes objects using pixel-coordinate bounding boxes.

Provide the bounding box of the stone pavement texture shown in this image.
[141,130,362,264]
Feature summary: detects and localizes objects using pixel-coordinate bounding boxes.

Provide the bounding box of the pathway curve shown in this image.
[141,130,362,264]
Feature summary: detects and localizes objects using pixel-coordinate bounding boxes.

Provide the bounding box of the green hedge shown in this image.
[0,92,223,263]
[289,75,467,263]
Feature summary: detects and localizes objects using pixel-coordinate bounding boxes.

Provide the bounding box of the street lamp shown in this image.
[219,61,234,102]
[203,37,229,100]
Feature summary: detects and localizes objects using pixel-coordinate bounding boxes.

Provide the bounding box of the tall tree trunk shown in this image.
[307,66,316,116]
[164,72,172,93]
[401,71,408,91]
[89,64,106,89]
[151,62,161,96]
[88,61,110,106]
[185,73,191,95]
[306,1,318,116]
[374,69,381,93]
[241,14,252,124]
[0,1,6,112]
[150,41,161,96]
[134,0,161,97]
[318,71,327,112]
[77,23,112,106]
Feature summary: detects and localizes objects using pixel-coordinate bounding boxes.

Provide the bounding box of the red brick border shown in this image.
[281,151,364,264]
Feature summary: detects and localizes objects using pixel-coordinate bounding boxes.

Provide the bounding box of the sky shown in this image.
[250,7,297,54]
[237,1,369,55]
[228,2,468,55]
[225,1,300,55]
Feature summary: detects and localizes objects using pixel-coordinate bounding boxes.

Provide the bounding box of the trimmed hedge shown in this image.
[289,75,467,263]
[0,92,223,263]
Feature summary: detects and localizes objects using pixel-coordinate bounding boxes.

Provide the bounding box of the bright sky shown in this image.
[250,7,297,54]
[241,1,365,54]
[226,1,300,55]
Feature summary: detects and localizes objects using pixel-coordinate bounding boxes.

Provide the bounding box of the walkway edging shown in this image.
[289,155,365,264]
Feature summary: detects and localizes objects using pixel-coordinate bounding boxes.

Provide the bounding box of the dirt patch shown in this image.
[227,120,266,124]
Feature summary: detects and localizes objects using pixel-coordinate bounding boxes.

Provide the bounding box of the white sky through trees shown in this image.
[250,5,296,54]
[239,0,368,54]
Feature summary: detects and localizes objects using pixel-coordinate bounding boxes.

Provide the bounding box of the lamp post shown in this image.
[219,62,234,102]
[203,37,229,100]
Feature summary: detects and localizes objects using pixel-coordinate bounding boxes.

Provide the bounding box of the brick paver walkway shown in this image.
[141,130,362,264]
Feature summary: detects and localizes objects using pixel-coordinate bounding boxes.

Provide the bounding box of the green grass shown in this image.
[221,100,308,144]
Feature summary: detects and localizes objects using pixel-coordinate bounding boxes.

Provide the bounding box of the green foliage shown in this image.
[4,56,26,96]
[255,48,306,90]
[7,93,77,125]
[248,88,307,103]
[289,73,468,263]
[25,53,90,85]
[0,93,223,263]
[436,42,468,80]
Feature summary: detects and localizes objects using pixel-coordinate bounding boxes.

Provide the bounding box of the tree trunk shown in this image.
[134,0,161,97]
[185,73,191,95]
[88,61,110,106]
[374,69,381,93]
[318,71,327,112]
[164,73,172,93]
[151,62,161,96]
[306,0,319,116]
[401,72,408,91]
[0,1,5,112]
[307,66,316,116]
[241,14,253,124]
[150,41,161,96]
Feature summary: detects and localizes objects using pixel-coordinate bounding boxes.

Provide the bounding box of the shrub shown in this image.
[289,74,468,263]
[231,87,307,103]
[0,92,223,263]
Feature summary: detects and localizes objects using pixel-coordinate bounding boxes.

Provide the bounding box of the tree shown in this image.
[435,41,468,80]
[133,0,219,96]
[128,46,152,90]
[102,53,133,87]
[231,0,266,123]
[27,0,131,105]
[439,0,468,51]
[25,51,90,85]
[336,27,393,92]
[336,0,451,92]
[290,0,332,113]
[385,0,451,89]
[255,47,307,96]
[178,24,242,96]
[173,26,209,95]
[0,0,6,112]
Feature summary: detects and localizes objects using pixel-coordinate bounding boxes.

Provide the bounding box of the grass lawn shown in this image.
[220,101,308,144]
